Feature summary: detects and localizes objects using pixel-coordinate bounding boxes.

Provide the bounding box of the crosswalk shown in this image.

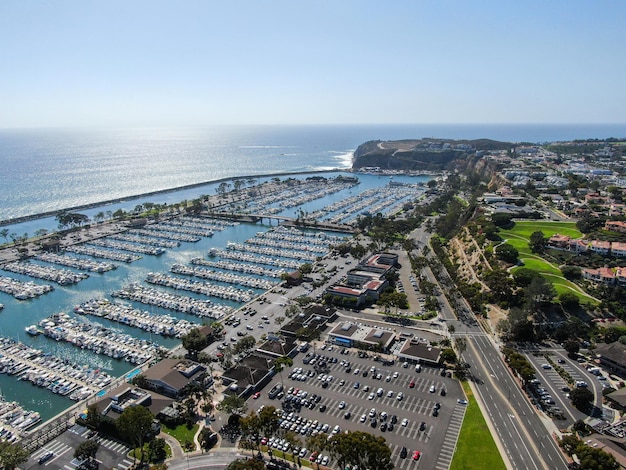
[434,405,466,469]
[34,425,133,470]
[280,352,467,470]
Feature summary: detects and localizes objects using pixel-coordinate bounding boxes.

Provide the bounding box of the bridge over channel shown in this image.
[205,211,356,234]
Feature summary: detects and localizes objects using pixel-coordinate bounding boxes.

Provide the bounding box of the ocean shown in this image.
[0,123,624,422]
[2,124,625,225]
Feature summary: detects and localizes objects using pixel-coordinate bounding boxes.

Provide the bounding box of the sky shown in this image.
[1,0,625,128]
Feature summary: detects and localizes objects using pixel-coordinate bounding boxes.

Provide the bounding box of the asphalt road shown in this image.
[407,225,570,470]
[196,219,573,470]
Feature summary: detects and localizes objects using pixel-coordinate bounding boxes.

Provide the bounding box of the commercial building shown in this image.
[328,321,395,352]
[396,339,442,366]
[140,359,209,399]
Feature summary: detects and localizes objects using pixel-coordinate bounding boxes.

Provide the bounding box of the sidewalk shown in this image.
[160,431,184,460]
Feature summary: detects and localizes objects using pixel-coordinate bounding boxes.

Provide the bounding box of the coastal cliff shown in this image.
[352,138,513,171]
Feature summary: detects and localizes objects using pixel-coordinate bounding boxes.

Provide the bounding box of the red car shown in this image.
[412,450,421,461]
[409,381,415,388]
[253,392,261,399]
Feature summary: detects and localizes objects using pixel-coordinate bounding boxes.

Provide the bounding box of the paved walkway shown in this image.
[160,431,185,459]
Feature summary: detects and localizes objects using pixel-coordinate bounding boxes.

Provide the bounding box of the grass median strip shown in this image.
[450,381,506,470]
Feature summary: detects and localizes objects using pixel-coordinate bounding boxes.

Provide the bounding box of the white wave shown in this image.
[329,150,354,168]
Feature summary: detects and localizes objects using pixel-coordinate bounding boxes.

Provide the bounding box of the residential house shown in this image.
[605,221,626,233]
[590,240,611,256]
[611,242,626,258]
[582,266,616,285]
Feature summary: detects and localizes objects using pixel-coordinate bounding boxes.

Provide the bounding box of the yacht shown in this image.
[25,325,40,336]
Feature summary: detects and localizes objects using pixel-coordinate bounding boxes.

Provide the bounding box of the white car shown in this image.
[401,418,409,427]
[354,368,360,375]
[429,385,436,393]
[299,448,307,458]
[369,408,377,417]
[393,371,399,378]
[397,392,404,401]
[387,390,394,398]
[360,414,367,423]
[338,401,346,409]
[368,392,375,400]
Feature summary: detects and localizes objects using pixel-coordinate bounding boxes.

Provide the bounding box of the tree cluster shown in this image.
[326,430,393,470]
[0,441,29,470]
[502,348,536,383]
[559,435,618,470]
[55,211,90,229]
[181,327,209,360]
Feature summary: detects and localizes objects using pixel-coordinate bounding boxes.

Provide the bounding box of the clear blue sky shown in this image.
[1,0,625,128]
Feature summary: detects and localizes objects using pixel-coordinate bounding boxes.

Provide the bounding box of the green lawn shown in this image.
[162,423,198,451]
[502,236,530,254]
[515,257,562,275]
[450,382,506,470]
[502,221,582,241]
[500,221,598,306]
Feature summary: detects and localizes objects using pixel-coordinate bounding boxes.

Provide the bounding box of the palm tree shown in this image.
[273,356,293,386]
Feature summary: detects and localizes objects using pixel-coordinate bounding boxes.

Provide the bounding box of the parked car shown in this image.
[38,452,54,465]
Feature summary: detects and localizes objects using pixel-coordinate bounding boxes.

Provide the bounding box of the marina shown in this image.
[34,252,116,273]
[0,172,430,429]
[88,238,166,256]
[112,284,231,319]
[0,336,113,399]
[65,244,142,263]
[39,312,167,364]
[0,398,40,441]
[1,261,89,286]
[74,298,198,338]
[0,275,53,300]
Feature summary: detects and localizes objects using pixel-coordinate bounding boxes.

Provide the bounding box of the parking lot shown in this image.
[24,425,133,470]
[251,344,467,469]
[524,349,612,425]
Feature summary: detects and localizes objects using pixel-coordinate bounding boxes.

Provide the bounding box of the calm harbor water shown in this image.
[1,169,428,422]
[1,123,624,422]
